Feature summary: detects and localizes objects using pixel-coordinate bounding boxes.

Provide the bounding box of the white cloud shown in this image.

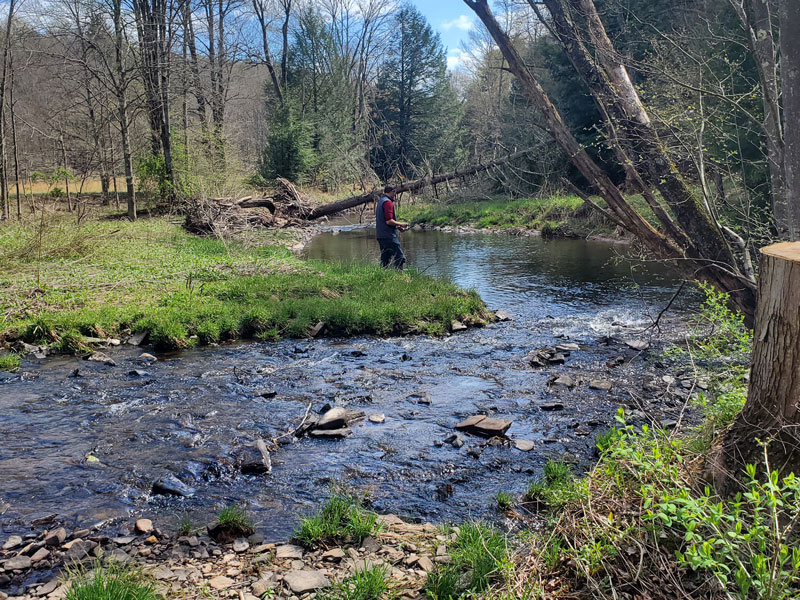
[447,48,471,70]
[441,14,474,31]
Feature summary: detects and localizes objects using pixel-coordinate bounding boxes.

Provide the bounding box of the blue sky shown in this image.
[410,0,476,69]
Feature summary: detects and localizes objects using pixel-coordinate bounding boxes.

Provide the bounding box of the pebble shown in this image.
[135,519,153,534]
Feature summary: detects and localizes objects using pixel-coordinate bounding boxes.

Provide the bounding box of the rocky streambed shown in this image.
[1,228,703,597]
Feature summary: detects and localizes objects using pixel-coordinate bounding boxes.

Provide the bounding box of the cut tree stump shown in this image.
[712,241,800,492]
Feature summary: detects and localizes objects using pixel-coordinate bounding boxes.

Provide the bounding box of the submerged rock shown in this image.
[152,474,196,497]
[551,375,575,388]
[87,352,116,366]
[589,379,612,391]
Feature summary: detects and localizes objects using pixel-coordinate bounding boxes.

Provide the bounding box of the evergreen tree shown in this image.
[371,5,463,181]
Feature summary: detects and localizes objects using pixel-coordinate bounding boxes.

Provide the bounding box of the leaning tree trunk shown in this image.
[712,242,800,493]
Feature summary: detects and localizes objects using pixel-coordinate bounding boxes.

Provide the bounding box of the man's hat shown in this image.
[384,184,396,193]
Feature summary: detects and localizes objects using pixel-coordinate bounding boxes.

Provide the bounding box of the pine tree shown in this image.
[372,5,463,181]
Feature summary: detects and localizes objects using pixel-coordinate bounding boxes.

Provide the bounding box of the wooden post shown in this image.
[714,242,800,491]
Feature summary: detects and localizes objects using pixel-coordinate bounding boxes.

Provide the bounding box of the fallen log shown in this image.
[305,146,540,220]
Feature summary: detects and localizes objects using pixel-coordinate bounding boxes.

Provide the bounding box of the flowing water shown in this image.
[0,225,697,540]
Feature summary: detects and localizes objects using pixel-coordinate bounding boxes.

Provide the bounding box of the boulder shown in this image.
[152,474,196,497]
[455,415,512,438]
[283,570,330,594]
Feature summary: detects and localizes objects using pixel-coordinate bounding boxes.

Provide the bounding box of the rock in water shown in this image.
[283,570,330,594]
[624,339,649,351]
[316,407,348,430]
[455,415,512,437]
[87,352,116,366]
[514,440,535,451]
[589,379,612,391]
[309,427,352,439]
[494,310,513,321]
[551,375,575,388]
[368,413,385,424]
[152,474,196,497]
[450,320,468,332]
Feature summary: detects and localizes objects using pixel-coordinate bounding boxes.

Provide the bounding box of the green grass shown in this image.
[215,504,255,536]
[0,215,488,351]
[525,459,586,510]
[0,352,20,372]
[495,490,513,511]
[401,193,657,235]
[65,561,160,600]
[424,522,508,600]
[177,513,194,536]
[320,564,392,600]
[294,493,380,548]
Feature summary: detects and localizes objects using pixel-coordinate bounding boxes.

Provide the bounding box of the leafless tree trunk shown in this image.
[112,0,136,219]
[781,0,800,239]
[0,0,15,220]
[9,51,20,220]
[464,0,758,322]
[252,0,283,103]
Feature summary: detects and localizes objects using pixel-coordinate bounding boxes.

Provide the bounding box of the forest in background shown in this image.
[0,0,789,244]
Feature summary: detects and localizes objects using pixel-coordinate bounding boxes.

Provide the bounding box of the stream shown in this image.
[0,225,698,540]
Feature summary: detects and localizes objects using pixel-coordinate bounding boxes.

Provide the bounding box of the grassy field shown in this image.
[0,214,488,356]
[399,194,656,236]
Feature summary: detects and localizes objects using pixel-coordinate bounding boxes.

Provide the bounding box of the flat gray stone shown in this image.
[309,427,352,439]
[495,311,512,321]
[456,415,512,438]
[208,575,234,590]
[514,440,535,451]
[4,555,32,570]
[368,413,385,424]
[36,579,59,596]
[2,536,22,550]
[233,538,249,553]
[64,540,98,562]
[283,570,330,593]
[275,544,304,559]
[624,339,649,351]
[31,548,49,563]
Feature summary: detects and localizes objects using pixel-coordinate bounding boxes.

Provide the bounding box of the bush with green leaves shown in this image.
[294,493,379,548]
[648,464,800,600]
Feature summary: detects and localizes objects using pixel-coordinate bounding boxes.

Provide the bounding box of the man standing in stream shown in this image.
[376,184,409,269]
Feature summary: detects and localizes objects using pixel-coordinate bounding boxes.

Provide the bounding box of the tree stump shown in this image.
[713,242,800,492]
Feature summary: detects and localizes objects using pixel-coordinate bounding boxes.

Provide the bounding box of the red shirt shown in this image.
[383,199,395,222]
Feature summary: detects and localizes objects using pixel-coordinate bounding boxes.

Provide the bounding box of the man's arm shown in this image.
[387,218,409,229]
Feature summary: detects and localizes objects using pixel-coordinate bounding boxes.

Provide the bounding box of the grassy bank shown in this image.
[401,194,655,237]
[0,215,488,358]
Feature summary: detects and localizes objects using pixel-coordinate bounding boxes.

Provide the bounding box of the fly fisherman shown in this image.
[375,185,409,269]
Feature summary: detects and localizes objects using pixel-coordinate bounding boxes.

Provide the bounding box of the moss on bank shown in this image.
[0,216,488,352]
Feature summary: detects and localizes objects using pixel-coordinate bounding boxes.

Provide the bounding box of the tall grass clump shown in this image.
[424,522,508,600]
[294,492,380,548]
[319,564,391,600]
[0,352,20,372]
[64,561,160,600]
